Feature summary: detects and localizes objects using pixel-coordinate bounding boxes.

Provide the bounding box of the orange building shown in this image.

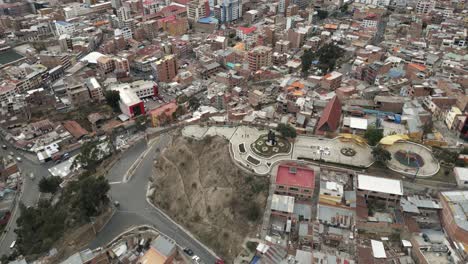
[149,101,178,127]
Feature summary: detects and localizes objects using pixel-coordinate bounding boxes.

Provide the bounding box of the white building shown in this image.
[55,21,75,36]
[454,167,468,188]
[416,0,435,14]
[115,27,132,40]
[216,0,242,23]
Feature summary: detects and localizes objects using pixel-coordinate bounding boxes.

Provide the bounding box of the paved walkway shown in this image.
[385,141,440,177]
[182,125,374,175]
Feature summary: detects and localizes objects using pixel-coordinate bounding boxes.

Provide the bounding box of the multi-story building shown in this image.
[117,6,131,24]
[248,46,272,72]
[214,0,242,23]
[86,77,104,102]
[357,174,403,206]
[152,55,178,83]
[54,21,75,36]
[66,77,91,107]
[114,57,130,77]
[97,56,115,74]
[236,26,256,41]
[416,0,435,14]
[275,164,315,200]
[187,0,210,21]
[439,191,468,260]
[0,83,17,105]
[39,52,71,69]
[109,80,158,100]
[445,106,462,130]
[110,86,145,118]
[321,71,343,90]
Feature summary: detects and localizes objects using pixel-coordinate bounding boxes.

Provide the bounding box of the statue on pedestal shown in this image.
[267,130,277,146]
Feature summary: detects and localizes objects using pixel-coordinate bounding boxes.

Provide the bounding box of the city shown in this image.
[0,0,467,263]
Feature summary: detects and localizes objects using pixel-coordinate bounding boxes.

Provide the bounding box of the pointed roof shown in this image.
[316,96,342,133]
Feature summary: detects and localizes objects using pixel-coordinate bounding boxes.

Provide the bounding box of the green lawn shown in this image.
[250,135,291,158]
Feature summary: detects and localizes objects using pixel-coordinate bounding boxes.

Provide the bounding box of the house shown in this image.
[63,120,89,140]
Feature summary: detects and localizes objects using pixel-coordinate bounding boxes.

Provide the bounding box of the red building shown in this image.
[316,96,342,135]
[275,164,315,200]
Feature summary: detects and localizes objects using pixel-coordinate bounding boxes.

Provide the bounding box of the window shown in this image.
[303,189,310,193]
[289,187,299,192]
[278,186,285,189]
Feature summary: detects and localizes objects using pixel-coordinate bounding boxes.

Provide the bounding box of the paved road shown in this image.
[0,140,50,256]
[89,134,218,264]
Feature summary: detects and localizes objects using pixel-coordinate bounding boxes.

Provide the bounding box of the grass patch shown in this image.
[427,166,456,184]
[246,241,258,252]
[250,135,291,158]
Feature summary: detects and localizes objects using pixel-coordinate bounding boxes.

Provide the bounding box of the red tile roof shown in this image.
[317,95,342,132]
[276,164,315,189]
[63,120,89,139]
[237,26,257,35]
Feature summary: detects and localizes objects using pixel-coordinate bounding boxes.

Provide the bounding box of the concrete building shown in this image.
[86,77,104,102]
[275,164,315,200]
[152,55,178,83]
[357,174,403,206]
[416,0,435,14]
[248,46,272,72]
[321,71,343,90]
[54,21,75,36]
[445,106,462,130]
[187,0,210,21]
[97,56,115,75]
[66,77,91,107]
[111,87,145,118]
[454,167,468,188]
[215,0,242,23]
[439,191,468,259]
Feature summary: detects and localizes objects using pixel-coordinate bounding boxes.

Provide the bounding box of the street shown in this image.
[0,140,50,256]
[89,134,218,264]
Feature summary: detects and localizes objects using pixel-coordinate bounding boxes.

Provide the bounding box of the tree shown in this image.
[301,49,314,74]
[135,115,147,131]
[317,10,328,20]
[73,140,106,171]
[69,176,110,218]
[372,146,392,165]
[315,43,345,74]
[38,176,62,194]
[434,148,459,164]
[188,96,200,110]
[172,104,185,119]
[364,126,384,146]
[277,123,297,138]
[104,90,121,112]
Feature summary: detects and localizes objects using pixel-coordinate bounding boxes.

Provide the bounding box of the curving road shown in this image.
[89,134,218,264]
[0,140,50,256]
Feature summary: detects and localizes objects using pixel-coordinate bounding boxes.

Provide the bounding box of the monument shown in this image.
[266,130,277,146]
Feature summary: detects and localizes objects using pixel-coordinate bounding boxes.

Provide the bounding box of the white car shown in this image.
[16,157,22,162]
[192,255,201,263]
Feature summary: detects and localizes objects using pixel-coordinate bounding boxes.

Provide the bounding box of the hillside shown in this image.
[151,134,268,262]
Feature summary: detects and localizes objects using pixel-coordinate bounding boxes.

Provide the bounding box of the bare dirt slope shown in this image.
[151,134,268,262]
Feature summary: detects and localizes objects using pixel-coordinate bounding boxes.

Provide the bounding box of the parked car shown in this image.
[183,248,194,256]
[29,173,35,180]
[16,157,22,162]
[10,240,16,249]
[113,201,120,207]
[192,255,200,263]
[2,145,6,149]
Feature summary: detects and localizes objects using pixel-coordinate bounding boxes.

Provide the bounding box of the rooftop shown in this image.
[271,194,295,213]
[276,164,315,189]
[357,174,403,196]
[440,191,468,232]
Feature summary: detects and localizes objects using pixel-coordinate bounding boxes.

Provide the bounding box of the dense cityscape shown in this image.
[0,0,467,263]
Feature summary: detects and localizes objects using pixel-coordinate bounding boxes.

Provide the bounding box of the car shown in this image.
[183,248,194,256]
[2,145,6,149]
[29,173,34,180]
[16,157,22,162]
[10,240,16,249]
[192,255,200,263]
[113,200,120,207]
[215,260,225,264]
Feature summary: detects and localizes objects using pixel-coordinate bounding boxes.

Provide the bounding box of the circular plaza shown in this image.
[384,141,439,177]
